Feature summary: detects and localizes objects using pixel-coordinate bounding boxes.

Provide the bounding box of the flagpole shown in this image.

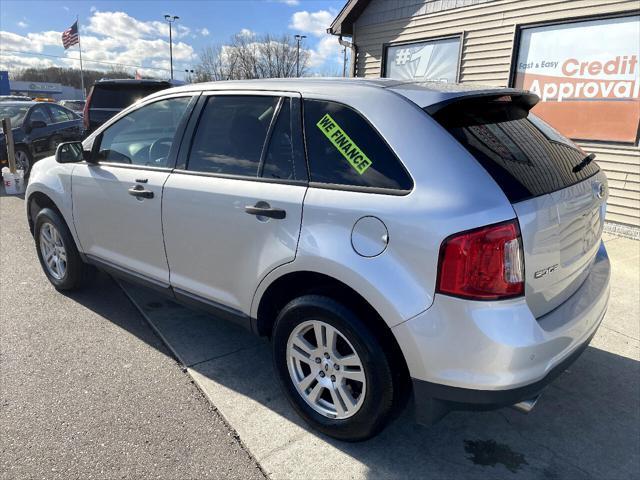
[76,15,86,100]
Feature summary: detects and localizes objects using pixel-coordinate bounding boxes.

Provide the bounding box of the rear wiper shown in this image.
[572,153,596,173]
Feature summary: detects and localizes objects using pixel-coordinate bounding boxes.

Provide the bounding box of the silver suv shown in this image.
[26,79,610,441]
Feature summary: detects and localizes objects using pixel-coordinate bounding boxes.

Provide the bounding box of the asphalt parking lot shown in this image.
[1,191,639,479]
[0,193,264,480]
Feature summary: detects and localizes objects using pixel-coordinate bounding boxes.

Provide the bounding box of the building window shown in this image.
[513,15,640,144]
[384,36,461,82]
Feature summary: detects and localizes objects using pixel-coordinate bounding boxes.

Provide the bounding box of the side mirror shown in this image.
[26,120,47,132]
[56,141,91,164]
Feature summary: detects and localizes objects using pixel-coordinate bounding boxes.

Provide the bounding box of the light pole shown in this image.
[164,14,179,80]
[294,34,306,77]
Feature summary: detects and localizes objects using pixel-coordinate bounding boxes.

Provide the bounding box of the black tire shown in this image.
[14,146,32,176]
[272,295,397,441]
[34,208,93,290]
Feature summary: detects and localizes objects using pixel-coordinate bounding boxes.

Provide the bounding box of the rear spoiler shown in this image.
[424,91,539,116]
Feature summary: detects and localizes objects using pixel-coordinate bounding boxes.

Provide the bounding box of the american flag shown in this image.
[62,21,79,49]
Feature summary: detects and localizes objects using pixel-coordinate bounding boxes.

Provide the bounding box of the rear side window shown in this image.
[432,97,600,203]
[47,105,74,123]
[187,95,278,177]
[303,100,413,191]
[91,85,169,109]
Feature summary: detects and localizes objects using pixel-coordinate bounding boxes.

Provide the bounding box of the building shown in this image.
[329,0,640,229]
[9,80,84,101]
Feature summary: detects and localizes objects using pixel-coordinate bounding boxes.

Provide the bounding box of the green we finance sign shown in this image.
[316,113,372,175]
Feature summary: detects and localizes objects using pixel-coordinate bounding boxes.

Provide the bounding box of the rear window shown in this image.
[431,96,600,203]
[63,101,84,109]
[90,84,170,109]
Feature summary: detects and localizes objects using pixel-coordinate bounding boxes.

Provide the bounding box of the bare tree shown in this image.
[194,31,310,81]
[194,44,237,81]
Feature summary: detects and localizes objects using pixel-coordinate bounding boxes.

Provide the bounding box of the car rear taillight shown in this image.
[83,88,92,131]
[437,220,524,300]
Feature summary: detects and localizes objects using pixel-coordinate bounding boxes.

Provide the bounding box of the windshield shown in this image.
[0,105,30,125]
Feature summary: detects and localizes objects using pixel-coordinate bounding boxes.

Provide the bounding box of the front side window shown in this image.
[28,105,50,125]
[187,95,279,177]
[96,96,191,167]
[384,36,461,82]
[303,100,413,191]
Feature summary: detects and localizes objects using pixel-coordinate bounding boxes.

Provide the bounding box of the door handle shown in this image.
[128,184,154,199]
[245,204,286,219]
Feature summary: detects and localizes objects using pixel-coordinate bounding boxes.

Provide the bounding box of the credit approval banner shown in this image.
[514,15,639,143]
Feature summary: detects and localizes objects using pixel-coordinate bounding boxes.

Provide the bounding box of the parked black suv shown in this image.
[83,79,176,133]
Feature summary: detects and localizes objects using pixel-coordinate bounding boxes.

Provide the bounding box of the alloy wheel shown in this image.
[286,320,366,419]
[39,222,67,280]
[15,150,30,173]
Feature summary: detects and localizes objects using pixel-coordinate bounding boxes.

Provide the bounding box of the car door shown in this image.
[46,104,84,146]
[72,94,196,287]
[24,104,54,160]
[162,93,308,321]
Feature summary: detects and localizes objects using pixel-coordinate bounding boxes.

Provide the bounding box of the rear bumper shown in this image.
[411,326,597,423]
[393,242,610,423]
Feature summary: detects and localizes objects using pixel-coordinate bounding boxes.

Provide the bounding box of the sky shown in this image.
[0,0,348,80]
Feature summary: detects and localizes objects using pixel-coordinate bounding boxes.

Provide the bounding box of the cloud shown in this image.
[288,9,343,71]
[63,6,70,11]
[199,28,210,36]
[278,0,300,5]
[307,36,343,68]
[238,28,255,39]
[17,21,28,28]
[86,10,191,41]
[0,10,197,78]
[289,9,334,37]
[0,53,56,71]
[0,30,60,52]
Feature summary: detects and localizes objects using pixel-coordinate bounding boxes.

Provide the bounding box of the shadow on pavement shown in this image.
[62,275,639,480]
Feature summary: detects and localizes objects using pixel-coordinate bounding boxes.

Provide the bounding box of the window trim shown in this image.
[381,33,464,82]
[258,97,285,177]
[89,94,198,171]
[300,98,414,196]
[169,168,308,187]
[508,11,640,146]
